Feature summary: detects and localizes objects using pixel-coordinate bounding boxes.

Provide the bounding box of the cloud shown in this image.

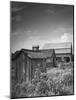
[22,36,50,49]
[23,33,73,49]
[29,36,40,39]
[60,33,73,43]
[50,33,73,43]
[42,33,73,49]
[11,32,73,53]
[43,33,73,48]
[12,30,33,36]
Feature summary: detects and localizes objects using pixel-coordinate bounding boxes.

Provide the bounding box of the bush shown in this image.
[35,80,49,96]
[11,66,74,98]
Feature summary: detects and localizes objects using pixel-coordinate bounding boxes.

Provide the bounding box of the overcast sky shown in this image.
[11,1,74,53]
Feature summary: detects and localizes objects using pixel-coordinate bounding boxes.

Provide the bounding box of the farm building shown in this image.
[11,46,56,83]
[43,42,73,63]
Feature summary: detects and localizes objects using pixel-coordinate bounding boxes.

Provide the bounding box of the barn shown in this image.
[43,42,73,63]
[11,46,56,83]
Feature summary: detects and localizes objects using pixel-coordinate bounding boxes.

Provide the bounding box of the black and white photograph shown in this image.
[10,1,74,99]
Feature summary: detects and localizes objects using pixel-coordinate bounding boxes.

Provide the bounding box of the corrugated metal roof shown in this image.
[55,48,71,54]
[43,42,72,54]
[43,42,72,49]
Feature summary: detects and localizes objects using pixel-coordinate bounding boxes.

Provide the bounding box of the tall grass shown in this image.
[11,63,74,98]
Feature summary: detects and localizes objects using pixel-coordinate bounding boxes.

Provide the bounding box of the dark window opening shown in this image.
[64,57,70,62]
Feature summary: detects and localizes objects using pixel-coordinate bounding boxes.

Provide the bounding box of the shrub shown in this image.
[35,80,49,96]
[11,65,74,98]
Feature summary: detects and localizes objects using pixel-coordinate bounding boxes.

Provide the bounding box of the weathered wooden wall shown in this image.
[11,50,56,83]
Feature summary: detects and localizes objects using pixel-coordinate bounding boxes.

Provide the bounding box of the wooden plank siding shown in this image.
[11,49,56,83]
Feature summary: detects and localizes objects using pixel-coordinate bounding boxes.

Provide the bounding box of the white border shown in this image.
[0,0,75,100]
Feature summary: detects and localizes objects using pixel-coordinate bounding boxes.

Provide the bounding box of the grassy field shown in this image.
[11,62,74,98]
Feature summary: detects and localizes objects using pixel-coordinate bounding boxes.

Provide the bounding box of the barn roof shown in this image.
[43,42,72,49]
[28,49,54,58]
[28,52,46,58]
[43,42,72,54]
[55,48,71,54]
[12,49,54,60]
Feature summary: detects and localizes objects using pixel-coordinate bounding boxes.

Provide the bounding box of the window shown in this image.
[64,57,70,62]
